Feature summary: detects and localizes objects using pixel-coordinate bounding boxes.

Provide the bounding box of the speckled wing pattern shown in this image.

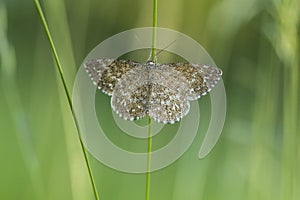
[171,63,223,100]
[84,58,222,124]
[84,59,139,95]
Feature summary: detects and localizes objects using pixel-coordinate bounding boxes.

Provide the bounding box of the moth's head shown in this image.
[146,60,156,67]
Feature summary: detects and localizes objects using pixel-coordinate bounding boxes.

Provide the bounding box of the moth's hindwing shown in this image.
[147,65,190,123]
[111,66,149,121]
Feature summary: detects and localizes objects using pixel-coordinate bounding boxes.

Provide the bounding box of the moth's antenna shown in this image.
[147,38,178,64]
[134,33,143,46]
[155,39,178,58]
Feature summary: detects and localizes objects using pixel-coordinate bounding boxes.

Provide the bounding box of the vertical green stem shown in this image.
[146,1,157,200]
[276,1,299,199]
[145,117,153,200]
[150,0,157,61]
[33,1,100,200]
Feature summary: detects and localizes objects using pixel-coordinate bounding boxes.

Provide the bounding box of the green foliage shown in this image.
[0,0,299,199]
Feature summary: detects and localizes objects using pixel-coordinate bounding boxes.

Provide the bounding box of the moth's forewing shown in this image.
[84,59,139,95]
[191,63,222,91]
[171,63,222,100]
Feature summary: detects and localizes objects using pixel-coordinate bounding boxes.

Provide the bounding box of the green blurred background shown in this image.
[0,0,299,199]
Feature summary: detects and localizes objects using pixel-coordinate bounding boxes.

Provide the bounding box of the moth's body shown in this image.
[84,58,222,124]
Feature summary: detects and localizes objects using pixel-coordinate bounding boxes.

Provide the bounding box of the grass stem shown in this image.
[33,1,100,199]
[146,1,157,199]
[150,0,157,61]
[145,117,153,200]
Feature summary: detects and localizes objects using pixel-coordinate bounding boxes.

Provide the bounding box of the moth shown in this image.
[84,58,222,124]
